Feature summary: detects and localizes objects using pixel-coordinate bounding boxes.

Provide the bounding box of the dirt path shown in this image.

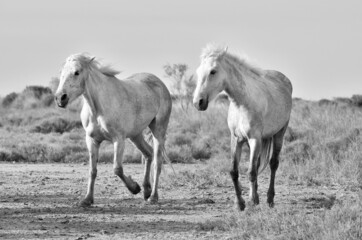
[0,163,358,239]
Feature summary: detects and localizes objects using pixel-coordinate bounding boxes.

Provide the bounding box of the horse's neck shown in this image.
[224,61,263,108]
[82,70,116,116]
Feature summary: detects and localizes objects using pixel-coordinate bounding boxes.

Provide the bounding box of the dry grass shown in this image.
[1,90,362,239]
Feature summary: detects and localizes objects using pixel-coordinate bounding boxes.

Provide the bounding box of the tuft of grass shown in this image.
[224,201,362,240]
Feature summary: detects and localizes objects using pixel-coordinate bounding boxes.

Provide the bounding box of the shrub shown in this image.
[334,97,352,105]
[30,117,82,134]
[167,144,193,163]
[23,86,52,99]
[351,94,362,107]
[2,92,18,108]
[169,132,193,146]
[284,140,313,164]
[191,137,212,160]
[325,128,361,158]
[318,99,337,107]
[0,148,25,162]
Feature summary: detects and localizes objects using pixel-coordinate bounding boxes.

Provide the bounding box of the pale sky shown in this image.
[0,0,361,100]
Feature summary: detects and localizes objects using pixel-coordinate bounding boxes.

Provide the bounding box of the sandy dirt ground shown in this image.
[0,163,358,240]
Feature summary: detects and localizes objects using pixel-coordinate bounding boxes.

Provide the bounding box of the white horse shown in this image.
[193,44,293,210]
[55,53,172,206]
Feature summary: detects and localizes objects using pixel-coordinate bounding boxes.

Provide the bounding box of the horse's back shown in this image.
[264,70,293,95]
[125,73,171,101]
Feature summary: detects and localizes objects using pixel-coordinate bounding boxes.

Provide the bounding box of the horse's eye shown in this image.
[210,70,217,75]
[74,71,79,76]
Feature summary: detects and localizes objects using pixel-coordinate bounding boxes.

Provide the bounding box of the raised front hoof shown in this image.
[78,198,93,208]
[128,183,141,195]
[234,198,246,211]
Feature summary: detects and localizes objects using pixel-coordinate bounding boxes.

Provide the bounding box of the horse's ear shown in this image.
[224,46,228,53]
[219,46,228,59]
[89,57,95,64]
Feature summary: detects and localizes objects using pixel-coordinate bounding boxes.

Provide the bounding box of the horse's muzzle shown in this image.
[55,93,69,108]
[193,97,209,111]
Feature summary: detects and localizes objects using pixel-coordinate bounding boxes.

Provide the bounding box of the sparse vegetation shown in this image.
[0,84,361,239]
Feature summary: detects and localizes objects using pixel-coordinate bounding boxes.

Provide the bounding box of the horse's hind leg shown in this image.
[147,116,170,204]
[130,134,153,200]
[267,124,288,207]
[230,135,246,211]
[113,137,141,194]
[79,135,100,207]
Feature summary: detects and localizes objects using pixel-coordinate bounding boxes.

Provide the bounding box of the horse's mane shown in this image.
[201,44,264,77]
[67,53,121,77]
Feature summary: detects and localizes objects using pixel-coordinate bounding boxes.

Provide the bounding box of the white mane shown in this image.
[200,43,264,77]
[67,53,121,77]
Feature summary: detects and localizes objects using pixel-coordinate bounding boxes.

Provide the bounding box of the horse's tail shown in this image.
[160,145,176,176]
[258,137,274,175]
[144,131,176,175]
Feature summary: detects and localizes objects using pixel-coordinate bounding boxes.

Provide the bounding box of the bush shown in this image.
[318,99,337,107]
[23,86,52,99]
[351,94,362,107]
[2,92,18,108]
[191,138,212,160]
[334,97,352,105]
[0,148,25,162]
[30,117,82,134]
[284,140,313,164]
[325,128,361,158]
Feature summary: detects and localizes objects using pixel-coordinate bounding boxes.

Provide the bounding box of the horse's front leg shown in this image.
[113,138,141,194]
[248,137,261,205]
[79,135,100,207]
[230,135,246,211]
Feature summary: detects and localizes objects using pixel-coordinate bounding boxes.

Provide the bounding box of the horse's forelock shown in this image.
[64,53,120,77]
[200,44,263,77]
[200,44,227,61]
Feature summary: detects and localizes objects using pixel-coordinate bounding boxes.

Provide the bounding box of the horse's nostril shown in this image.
[60,94,67,101]
[199,98,204,107]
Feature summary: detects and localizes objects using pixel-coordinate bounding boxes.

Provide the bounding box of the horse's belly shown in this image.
[262,109,290,137]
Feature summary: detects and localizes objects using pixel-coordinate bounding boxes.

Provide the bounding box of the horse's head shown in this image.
[193,46,228,111]
[55,54,94,108]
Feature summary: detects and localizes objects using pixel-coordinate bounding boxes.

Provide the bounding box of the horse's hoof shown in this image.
[142,183,152,200]
[147,195,159,204]
[235,199,246,211]
[131,184,141,195]
[143,189,152,200]
[78,199,93,208]
[268,201,275,208]
[249,194,260,206]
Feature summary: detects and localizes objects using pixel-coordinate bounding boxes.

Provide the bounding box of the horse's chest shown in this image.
[227,105,256,140]
[85,117,112,141]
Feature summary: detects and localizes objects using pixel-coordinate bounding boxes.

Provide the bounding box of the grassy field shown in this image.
[0,87,361,239]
